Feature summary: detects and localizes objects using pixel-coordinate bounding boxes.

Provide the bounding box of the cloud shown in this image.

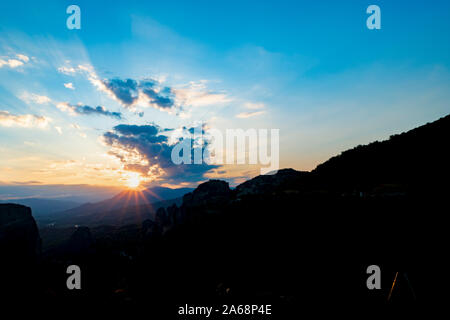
[236,110,266,118]
[57,62,234,120]
[57,64,228,114]
[113,124,160,137]
[19,92,51,104]
[0,53,30,69]
[58,66,77,74]
[64,82,75,90]
[243,102,265,110]
[102,78,139,106]
[0,59,23,68]
[173,81,230,107]
[101,78,176,110]
[56,102,122,119]
[58,63,178,111]
[236,102,266,118]
[102,123,218,184]
[19,91,120,119]
[140,81,175,109]
[0,110,51,128]
[16,54,29,62]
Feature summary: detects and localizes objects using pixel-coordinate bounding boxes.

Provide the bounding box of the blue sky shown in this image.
[1,0,450,196]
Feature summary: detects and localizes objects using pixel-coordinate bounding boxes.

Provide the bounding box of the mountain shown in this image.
[0,184,122,203]
[312,114,450,192]
[0,203,41,260]
[233,115,450,198]
[44,186,193,227]
[0,204,42,299]
[0,198,80,217]
[235,168,309,197]
[109,186,194,206]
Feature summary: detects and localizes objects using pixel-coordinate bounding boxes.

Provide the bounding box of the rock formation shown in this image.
[182,179,231,208]
[0,203,41,262]
[0,203,42,298]
[235,168,307,198]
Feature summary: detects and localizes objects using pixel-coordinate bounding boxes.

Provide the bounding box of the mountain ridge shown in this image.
[0,198,81,217]
[40,186,193,227]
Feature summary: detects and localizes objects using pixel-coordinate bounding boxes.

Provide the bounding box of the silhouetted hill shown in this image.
[235,168,310,197]
[0,204,42,300]
[43,186,192,227]
[0,203,41,260]
[313,114,450,193]
[231,115,450,200]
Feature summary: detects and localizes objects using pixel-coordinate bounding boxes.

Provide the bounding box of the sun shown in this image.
[125,172,141,189]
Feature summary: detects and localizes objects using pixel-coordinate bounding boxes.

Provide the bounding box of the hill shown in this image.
[0,198,80,217]
[41,186,192,227]
[312,114,450,192]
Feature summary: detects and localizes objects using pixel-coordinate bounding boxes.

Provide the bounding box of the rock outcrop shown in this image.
[0,203,41,262]
[235,168,307,197]
[145,180,232,232]
[182,180,231,208]
[0,204,42,298]
[155,207,169,227]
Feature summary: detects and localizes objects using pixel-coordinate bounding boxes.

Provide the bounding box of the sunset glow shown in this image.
[125,172,141,189]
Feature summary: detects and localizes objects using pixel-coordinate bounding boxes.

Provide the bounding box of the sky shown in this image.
[1,0,450,198]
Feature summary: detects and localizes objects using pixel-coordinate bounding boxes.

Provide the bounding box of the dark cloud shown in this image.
[102,78,139,106]
[101,78,176,110]
[103,124,218,184]
[74,105,122,119]
[141,86,175,109]
[105,124,167,144]
[113,124,159,136]
[58,102,122,119]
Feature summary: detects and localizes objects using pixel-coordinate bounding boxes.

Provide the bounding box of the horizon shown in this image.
[1,0,450,199]
[1,112,447,201]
